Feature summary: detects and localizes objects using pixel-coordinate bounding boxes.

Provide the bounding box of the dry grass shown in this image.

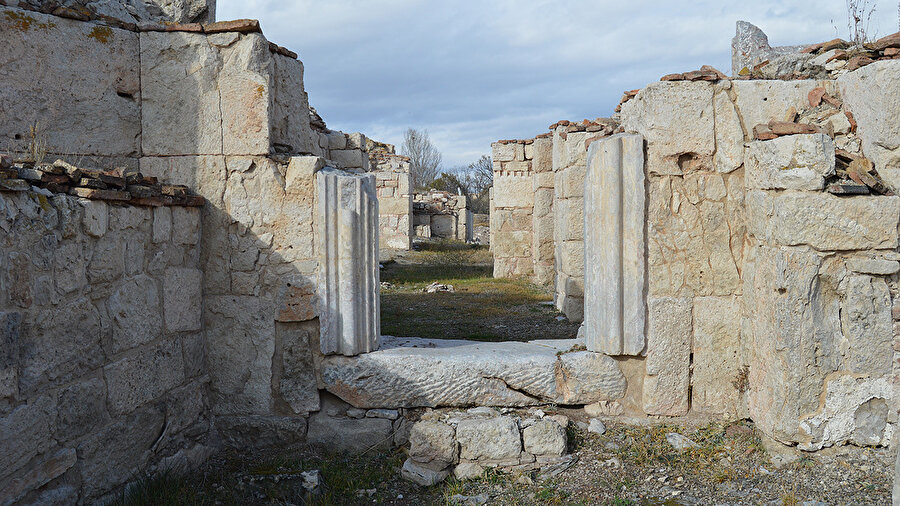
[380,240,578,341]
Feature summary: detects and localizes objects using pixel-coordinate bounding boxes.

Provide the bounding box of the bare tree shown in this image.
[466,155,493,195]
[846,0,876,44]
[401,128,442,190]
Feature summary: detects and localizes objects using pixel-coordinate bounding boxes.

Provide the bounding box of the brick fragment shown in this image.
[203,19,260,34]
[69,187,130,201]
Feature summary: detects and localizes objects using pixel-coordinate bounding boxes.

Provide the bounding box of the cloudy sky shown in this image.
[218,0,898,167]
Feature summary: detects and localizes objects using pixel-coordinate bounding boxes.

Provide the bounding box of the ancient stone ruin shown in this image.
[0,0,897,501]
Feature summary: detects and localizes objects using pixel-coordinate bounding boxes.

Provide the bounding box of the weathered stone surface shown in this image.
[401,458,450,486]
[838,61,900,174]
[316,168,379,356]
[307,412,393,452]
[453,462,484,480]
[846,258,900,275]
[164,267,202,332]
[107,274,162,354]
[647,172,744,297]
[713,86,745,173]
[141,32,272,156]
[19,297,102,394]
[104,339,185,415]
[744,244,842,445]
[643,297,692,416]
[692,297,743,416]
[522,419,566,457]
[81,200,108,237]
[731,80,819,136]
[206,295,274,414]
[797,376,893,450]
[172,207,200,245]
[152,206,172,243]
[322,337,626,408]
[584,133,645,355]
[276,322,320,415]
[731,21,808,76]
[0,7,141,158]
[409,421,457,469]
[77,403,165,499]
[0,446,76,506]
[747,134,835,191]
[620,81,714,175]
[0,395,55,480]
[840,275,893,375]
[456,416,521,463]
[747,191,900,250]
[493,174,534,208]
[55,375,108,442]
[216,415,307,449]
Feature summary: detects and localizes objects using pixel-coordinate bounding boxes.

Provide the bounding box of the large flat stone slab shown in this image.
[322,337,627,408]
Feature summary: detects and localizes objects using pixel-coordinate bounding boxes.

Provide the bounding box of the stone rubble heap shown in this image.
[733,21,900,80]
[0,157,204,206]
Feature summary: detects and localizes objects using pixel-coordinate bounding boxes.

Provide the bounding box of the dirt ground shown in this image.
[379,240,579,342]
[116,410,895,505]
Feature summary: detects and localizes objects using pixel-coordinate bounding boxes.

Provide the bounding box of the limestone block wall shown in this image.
[413,191,472,241]
[600,63,900,445]
[370,147,413,250]
[0,191,208,503]
[0,6,142,169]
[491,139,535,278]
[530,135,555,286]
[552,125,590,323]
[743,136,899,450]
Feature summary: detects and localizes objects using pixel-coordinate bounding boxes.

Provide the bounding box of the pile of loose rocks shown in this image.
[401,407,575,487]
[0,156,204,206]
[740,31,900,80]
[748,86,893,196]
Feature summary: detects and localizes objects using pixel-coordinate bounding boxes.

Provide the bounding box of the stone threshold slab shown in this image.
[321,336,626,409]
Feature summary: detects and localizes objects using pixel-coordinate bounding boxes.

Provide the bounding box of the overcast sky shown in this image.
[218,1,898,167]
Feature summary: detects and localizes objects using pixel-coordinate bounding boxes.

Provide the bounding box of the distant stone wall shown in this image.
[490,139,535,278]
[370,148,413,250]
[413,191,472,241]
[0,191,208,503]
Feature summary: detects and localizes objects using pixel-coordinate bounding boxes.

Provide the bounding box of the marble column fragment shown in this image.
[584,133,646,356]
[316,168,380,356]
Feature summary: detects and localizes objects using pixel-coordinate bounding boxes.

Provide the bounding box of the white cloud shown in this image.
[217,0,899,166]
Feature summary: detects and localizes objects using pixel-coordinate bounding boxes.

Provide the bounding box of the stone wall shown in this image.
[0,191,207,503]
[490,139,535,278]
[4,0,215,30]
[370,146,413,250]
[413,190,472,241]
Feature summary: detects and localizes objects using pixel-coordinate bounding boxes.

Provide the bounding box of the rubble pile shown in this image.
[0,156,204,206]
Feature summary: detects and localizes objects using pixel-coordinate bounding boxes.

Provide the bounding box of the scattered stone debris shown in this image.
[666,433,699,451]
[449,493,489,505]
[0,158,204,206]
[588,419,607,435]
[423,282,455,293]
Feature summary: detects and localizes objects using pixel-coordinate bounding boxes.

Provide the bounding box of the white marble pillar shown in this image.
[316,168,380,356]
[584,133,646,356]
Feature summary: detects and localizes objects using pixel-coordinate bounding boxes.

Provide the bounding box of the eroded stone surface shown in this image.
[643,297,692,416]
[322,337,626,408]
[747,134,835,191]
[747,191,900,250]
[456,416,521,463]
[838,61,900,175]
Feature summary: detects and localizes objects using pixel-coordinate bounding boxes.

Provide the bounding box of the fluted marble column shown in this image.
[316,168,380,356]
[584,133,646,356]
